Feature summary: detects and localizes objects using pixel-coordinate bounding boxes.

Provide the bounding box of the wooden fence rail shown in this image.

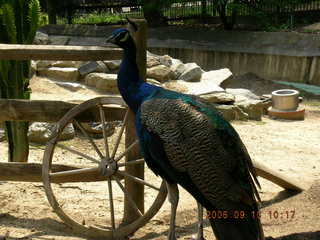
[0,19,147,224]
[0,44,122,61]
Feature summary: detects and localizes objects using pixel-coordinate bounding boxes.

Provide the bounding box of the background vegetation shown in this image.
[0,0,40,162]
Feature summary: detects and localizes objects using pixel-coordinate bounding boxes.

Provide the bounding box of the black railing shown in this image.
[55,0,320,24]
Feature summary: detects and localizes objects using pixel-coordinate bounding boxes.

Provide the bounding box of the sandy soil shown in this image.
[0,77,319,240]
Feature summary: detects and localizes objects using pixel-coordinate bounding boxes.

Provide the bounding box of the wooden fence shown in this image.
[0,19,147,224]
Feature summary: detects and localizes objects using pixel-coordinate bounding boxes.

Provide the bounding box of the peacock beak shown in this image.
[106,35,116,44]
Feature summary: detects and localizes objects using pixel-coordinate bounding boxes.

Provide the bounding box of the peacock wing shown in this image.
[140,93,260,211]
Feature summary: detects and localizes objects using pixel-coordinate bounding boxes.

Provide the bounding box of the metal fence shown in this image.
[63,0,320,23]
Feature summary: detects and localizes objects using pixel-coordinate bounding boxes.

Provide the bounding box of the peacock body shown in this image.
[107,25,264,240]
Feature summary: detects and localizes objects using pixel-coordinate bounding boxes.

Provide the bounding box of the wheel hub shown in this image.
[100,159,118,177]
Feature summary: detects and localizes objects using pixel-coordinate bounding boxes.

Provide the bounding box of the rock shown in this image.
[85,73,118,93]
[38,67,80,82]
[164,79,224,95]
[28,122,75,144]
[35,60,55,69]
[200,92,235,104]
[226,88,260,100]
[159,55,173,67]
[235,99,264,120]
[30,60,37,77]
[33,31,50,45]
[147,65,173,82]
[104,60,121,71]
[171,58,183,66]
[147,55,161,68]
[226,88,265,120]
[171,63,187,79]
[147,51,173,67]
[0,129,5,142]
[215,104,248,121]
[53,81,86,92]
[179,63,202,82]
[147,78,161,86]
[79,122,115,138]
[201,69,233,88]
[51,61,84,68]
[301,22,320,31]
[78,61,108,76]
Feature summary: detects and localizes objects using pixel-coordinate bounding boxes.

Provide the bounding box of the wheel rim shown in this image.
[42,97,167,239]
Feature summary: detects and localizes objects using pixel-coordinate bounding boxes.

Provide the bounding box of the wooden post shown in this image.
[123,19,147,225]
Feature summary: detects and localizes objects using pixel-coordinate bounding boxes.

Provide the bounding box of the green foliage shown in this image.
[27,0,40,43]
[1,4,17,43]
[0,0,40,162]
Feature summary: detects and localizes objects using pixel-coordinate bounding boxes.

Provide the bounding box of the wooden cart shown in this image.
[0,20,304,239]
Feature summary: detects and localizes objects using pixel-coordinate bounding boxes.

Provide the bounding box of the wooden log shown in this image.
[0,98,126,122]
[0,44,122,61]
[123,19,147,224]
[253,160,305,192]
[0,162,123,183]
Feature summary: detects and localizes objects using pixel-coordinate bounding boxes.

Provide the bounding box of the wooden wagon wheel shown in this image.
[42,97,167,239]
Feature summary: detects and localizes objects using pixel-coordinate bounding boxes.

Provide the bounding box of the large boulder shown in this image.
[235,98,265,121]
[163,80,224,95]
[215,104,249,121]
[200,92,235,104]
[147,51,173,67]
[170,63,187,79]
[179,63,202,82]
[33,31,50,45]
[85,73,118,93]
[200,68,233,88]
[80,122,116,138]
[147,55,161,68]
[226,88,260,100]
[227,88,266,120]
[38,67,80,82]
[51,61,84,68]
[35,60,55,69]
[28,122,75,144]
[104,60,121,71]
[78,61,108,76]
[147,78,161,86]
[147,65,174,82]
[159,55,173,67]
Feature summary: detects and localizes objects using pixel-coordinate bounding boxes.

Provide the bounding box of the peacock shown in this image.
[106,20,264,240]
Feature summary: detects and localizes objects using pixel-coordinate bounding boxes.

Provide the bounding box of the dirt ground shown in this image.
[0,77,319,240]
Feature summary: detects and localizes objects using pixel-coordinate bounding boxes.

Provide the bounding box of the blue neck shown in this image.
[118,44,155,113]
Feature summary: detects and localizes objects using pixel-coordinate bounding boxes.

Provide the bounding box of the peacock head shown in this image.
[106,18,137,49]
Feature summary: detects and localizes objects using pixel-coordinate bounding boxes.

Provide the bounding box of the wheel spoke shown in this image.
[118,158,144,167]
[99,105,110,159]
[111,109,129,159]
[113,176,143,217]
[49,167,99,177]
[118,171,160,191]
[56,143,100,164]
[114,140,139,162]
[73,119,104,159]
[107,178,116,230]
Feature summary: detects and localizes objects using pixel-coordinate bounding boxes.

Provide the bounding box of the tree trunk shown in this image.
[217,1,237,30]
[142,0,167,27]
[47,0,57,24]
[201,0,207,17]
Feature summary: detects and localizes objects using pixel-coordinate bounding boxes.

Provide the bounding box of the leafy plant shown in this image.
[0,0,40,162]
